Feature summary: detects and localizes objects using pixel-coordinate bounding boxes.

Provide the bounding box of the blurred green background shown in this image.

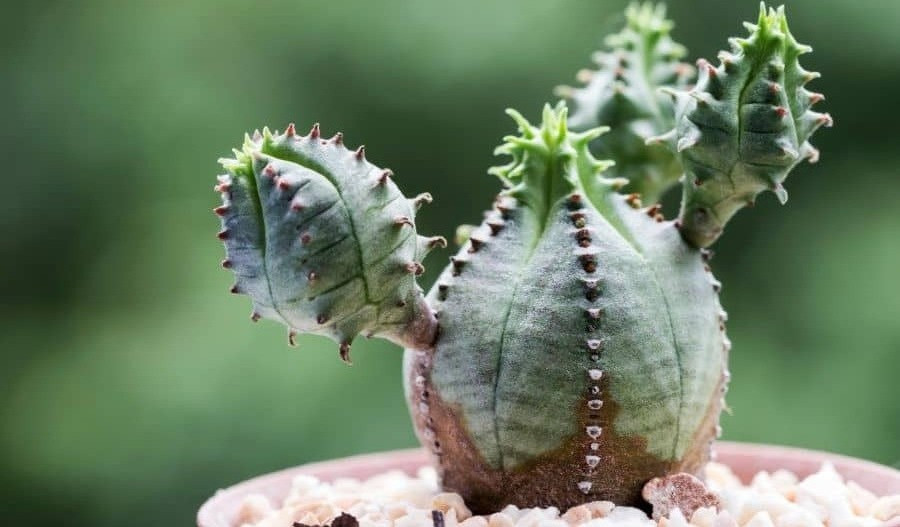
[1,1,898,525]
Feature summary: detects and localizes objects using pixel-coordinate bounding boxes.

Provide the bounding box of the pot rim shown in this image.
[197,441,900,527]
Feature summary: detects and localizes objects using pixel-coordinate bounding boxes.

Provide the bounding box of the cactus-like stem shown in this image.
[215,125,444,361]
[408,103,726,510]
[558,2,694,203]
[651,3,832,248]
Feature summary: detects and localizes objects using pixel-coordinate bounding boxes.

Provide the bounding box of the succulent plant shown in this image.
[557,3,694,203]
[213,2,829,513]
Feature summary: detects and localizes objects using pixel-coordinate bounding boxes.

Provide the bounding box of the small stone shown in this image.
[689,507,718,527]
[659,508,689,527]
[741,511,775,527]
[561,505,591,525]
[384,503,408,520]
[846,480,878,515]
[642,472,720,521]
[458,516,488,527]
[234,494,273,525]
[871,495,900,521]
[432,492,472,521]
[487,512,514,527]
[711,510,738,527]
[582,501,615,518]
[704,462,741,491]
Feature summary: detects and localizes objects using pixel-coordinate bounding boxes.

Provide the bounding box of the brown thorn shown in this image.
[413,192,433,208]
[309,123,320,139]
[377,169,393,186]
[331,132,343,145]
[567,193,583,210]
[288,330,298,346]
[230,284,241,294]
[405,262,425,275]
[291,201,305,212]
[487,221,505,235]
[216,229,229,240]
[285,123,296,137]
[213,205,229,216]
[300,233,312,245]
[339,341,352,365]
[355,145,366,160]
[250,312,261,322]
[468,237,485,253]
[214,182,232,193]
[221,259,233,269]
[316,314,329,324]
[806,146,820,163]
[277,179,291,191]
[646,203,664,222]
[427,236,448,249]
[263,164,277,178]
[570,211,587,228]
[393,216,413,228]
[774,106,788,118]
[450,257,466,276]
[625,193,642,208]
[308,271,317,282]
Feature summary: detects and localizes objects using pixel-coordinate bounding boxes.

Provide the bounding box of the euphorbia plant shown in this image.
[213,3,830,512]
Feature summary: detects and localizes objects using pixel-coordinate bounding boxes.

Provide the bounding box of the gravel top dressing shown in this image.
[231,462,899,527]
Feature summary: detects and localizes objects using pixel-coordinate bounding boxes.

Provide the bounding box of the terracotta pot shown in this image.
[197,441,900,527]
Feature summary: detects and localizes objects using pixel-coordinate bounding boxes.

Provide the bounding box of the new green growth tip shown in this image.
[559,3,694,203]
[651,3,831,247]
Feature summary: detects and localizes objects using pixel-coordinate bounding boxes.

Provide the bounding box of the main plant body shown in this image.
[214,4,829,512]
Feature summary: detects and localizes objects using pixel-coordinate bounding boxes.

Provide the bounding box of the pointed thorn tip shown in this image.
[339,341,352,364]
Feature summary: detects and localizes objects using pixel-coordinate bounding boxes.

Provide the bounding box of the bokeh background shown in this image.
[2,1,898,525]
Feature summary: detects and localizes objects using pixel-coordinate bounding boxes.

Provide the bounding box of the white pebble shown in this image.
[743,511,776,527]
[233,494,272,525]
[489,512,515,527]
[231,462,899,527]
[459,516,490,527]
[870,495,900,521]
[433,492,473,521]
